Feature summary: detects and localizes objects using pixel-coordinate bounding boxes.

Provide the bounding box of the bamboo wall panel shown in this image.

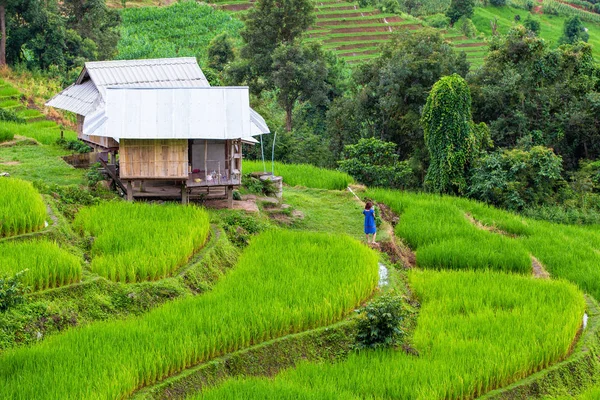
[120,139,188,179]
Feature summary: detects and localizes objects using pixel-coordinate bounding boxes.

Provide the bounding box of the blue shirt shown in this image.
[363,209,375,228]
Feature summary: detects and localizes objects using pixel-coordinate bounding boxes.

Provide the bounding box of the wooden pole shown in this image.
[204,140,208,181]
[126,181,133,201]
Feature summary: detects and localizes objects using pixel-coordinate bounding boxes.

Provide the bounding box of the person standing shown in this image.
[363,201,377,244]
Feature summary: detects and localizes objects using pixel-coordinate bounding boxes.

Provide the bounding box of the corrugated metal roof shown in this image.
[102,87,253,141]
[47,57,269,139]
[85,57,209,89]
[45,80,99,116]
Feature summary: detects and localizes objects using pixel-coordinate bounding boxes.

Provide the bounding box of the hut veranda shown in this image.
[46,57,270,205]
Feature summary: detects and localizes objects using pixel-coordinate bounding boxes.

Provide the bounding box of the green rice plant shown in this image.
[0,121,76,144]
[0,86,20,98]
[0,125,13,142]
[0,230,379,399]
[197,270,585,399]
[0,240,81,291]
[368,189,600,299]
[243,160,353,190]
[73,202,211,283]
[118,1,243,65]
[366,189,531,273]
[0,178,47,237]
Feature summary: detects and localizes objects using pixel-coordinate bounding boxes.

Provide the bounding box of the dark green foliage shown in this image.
[470,26,600,170]
[56,138,91,154]
[469,146,566,210]
[4,0,118,74]
[490,0,506,6]
[422,74,476,194]
[235,0,315,92]
[338,138,415,189]
[221,210,270,247]
[208,33,235,72]
[446,0,474,24]
[522,204,600,225]
[242,173,277,196]
[232,190,242,201]
[271,42,330,131]
[355,293,404,349]
[0,270,28,312]
[559,16,589,45]
[86,162,105,188]
[458,16,478,38]
[523,15,541,35]
[327,29,469,176]
[0,108,25,124]
[34,182,101,220]
[424,13,450,28]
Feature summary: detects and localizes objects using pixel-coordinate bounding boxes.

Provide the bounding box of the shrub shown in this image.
[468,146,566,210]
[424,13,450,28]
[0,108,25,124]
[339,138,415,189]
[0,270,28,312]
[355,293,405,349]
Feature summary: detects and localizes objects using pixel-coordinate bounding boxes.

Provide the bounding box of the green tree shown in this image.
[207,33,235,72]
[422,74,476,194]
[469,26,600,170]
[341,29,469,162]
[523,15,540,35]
[338,137,416,188]
[236,0,314,91]
[271,41,330,131]
[559,16,589,45]
[446,0,474,24]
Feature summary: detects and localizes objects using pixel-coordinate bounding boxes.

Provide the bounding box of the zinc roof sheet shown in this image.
[45,80,99,116]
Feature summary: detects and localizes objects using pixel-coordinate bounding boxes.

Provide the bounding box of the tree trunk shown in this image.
[0,5,6,67]
[285,106,292,132]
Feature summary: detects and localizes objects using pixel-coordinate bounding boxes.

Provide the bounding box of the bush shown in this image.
[242,173,277,196]
[469,146,566,210]
[56,138,91,153]
[523,15,541,35]
[339,138,416,189]
[355,293,405,349]
[0,108,25,124]
[424,13,450,28]
[0,270,29,312]
[458,16,478,38]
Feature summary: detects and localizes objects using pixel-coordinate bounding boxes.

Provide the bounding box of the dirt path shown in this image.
[531,256,551,279]
[348,186,416,268]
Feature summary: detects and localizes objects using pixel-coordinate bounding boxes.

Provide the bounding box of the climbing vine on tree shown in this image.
[422,74,477,194]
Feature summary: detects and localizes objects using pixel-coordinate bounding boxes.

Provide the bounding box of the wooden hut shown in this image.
[46,58,270,205]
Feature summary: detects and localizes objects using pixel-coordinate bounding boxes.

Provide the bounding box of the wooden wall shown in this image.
[120,139,188,180]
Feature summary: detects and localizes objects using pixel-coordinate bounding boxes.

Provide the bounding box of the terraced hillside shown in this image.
[0,80,45,122]
[218,0,488,65]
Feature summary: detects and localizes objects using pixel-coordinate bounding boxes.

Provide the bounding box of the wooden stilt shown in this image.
[126,181,133,201]
[227,185,233,208]
[181,184,189,205]
[140,180,146,193]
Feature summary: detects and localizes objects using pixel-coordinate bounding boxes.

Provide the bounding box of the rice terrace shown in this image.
[2,0,600,396]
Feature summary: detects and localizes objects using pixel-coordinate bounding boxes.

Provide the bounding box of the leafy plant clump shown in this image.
[0,270,29,312]
[355,293,405,349]
[0,108,25,124]
[56,138,92,154]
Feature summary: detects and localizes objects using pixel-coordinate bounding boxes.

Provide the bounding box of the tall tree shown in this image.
[234,0,314,90]
[446,0,474,25]
[271,41,329,131]
[422,74,476,194]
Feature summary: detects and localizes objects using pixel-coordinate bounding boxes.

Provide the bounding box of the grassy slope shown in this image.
[0,143,84,186]
[282,186,390,241]
[473,6,600,61]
